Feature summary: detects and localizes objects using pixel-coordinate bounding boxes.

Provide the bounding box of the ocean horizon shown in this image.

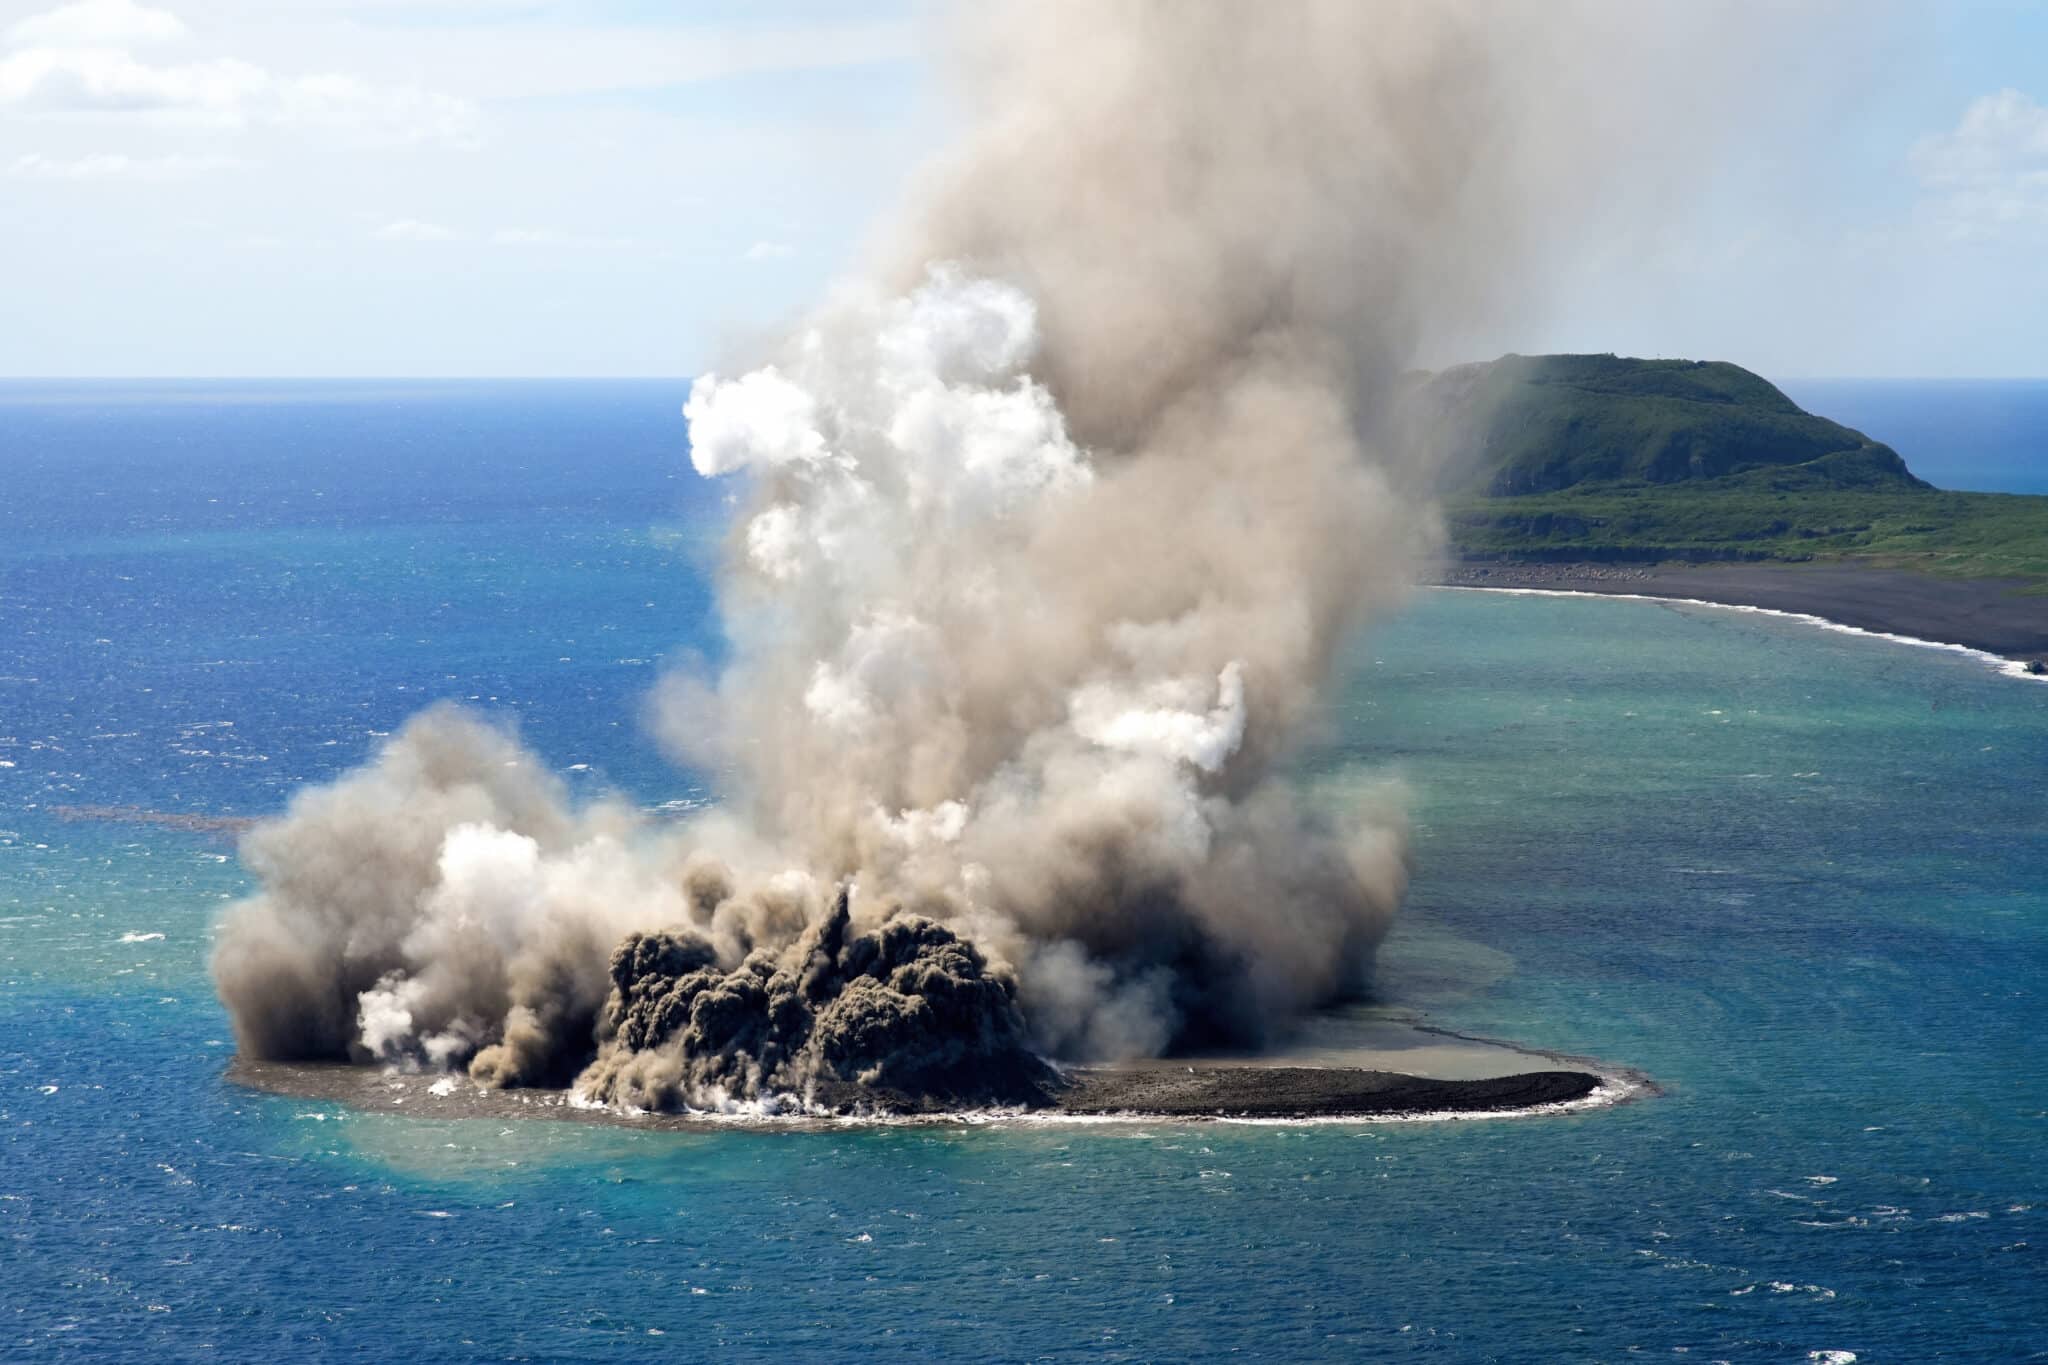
[12,372,2039,495]
[1780,378,2048,495]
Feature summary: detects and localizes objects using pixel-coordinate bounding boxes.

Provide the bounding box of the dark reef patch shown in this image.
[55,804,258,837]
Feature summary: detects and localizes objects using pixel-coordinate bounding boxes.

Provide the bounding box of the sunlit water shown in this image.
[2,382,2042,1361]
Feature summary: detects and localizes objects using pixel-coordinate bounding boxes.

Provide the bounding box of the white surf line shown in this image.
[995,1078,1645,1129]
[528,1091,1636,1131]
[1435,584,2047,685]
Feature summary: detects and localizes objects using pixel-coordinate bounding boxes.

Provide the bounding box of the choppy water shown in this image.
[2,382,2043,1361]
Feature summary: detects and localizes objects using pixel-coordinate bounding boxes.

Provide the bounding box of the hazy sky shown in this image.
[4,0,2047,378]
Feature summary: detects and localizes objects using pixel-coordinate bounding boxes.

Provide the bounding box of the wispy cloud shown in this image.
[6,0,187,47]
[6,148,245,179]
[374,218,461,242]
[491,226,634,249]
[1911,88,2048,240]
[318,19,919,102]
[741,239,794,262]
[0,0,482,146]
[0,47,266,117]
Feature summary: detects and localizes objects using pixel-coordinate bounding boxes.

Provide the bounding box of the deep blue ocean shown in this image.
[1780,379,2048,494]
[2,380,2043,1362]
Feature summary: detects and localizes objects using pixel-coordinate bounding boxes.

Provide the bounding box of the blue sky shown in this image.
[3,0,2046,378]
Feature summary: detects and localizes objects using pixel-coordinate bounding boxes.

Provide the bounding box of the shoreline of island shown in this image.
[1436,561,2048,678]
[224,1055,1630,1128]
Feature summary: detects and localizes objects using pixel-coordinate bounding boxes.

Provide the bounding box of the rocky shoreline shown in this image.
[1440,561,2048,668]
[225,1056,1610,1126]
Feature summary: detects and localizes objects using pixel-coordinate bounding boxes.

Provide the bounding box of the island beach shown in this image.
[225,1056,1612,1126]
[1440,561,2048,667]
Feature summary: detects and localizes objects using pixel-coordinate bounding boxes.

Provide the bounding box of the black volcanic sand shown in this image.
[1052,1066,1599,1118]
[1443,562,2048,662]
[226,1057,1606,1127]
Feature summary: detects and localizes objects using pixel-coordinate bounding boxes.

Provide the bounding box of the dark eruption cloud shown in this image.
[212,1,1792,1112]
[580,891,1058,1112]
[211,708,1056,1111]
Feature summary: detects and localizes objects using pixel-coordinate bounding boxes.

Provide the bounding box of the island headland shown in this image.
[1416,354,2048,670]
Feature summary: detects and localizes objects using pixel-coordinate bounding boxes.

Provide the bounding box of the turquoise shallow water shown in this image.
[2,382,2044,1361]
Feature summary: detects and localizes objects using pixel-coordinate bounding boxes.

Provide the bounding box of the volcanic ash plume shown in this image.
[212,1,1641,1110]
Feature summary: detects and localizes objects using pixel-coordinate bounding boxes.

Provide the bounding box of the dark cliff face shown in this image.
[1407,354,1928,497]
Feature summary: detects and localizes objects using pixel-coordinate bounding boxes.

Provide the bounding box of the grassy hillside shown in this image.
[1423,352,2046,585]
[1447,485,2048,584]
[1419,353,1926,496]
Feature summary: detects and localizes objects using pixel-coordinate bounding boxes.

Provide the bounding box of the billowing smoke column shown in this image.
[660,258,1417,1067]
[213,1,1719,1110]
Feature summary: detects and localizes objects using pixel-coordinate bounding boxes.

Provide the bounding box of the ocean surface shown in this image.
[2,380,2044,1362]
[1781,378,2048,494]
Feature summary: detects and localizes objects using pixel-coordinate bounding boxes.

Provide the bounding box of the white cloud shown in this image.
[0,47,265,115]
[374,218,461,242]
[0,8,481,147]
[1911,88,2048,239]
[7,0,187,48]
[741,239,794,262]
[683,366,829,476]
[491,227,633,249]
[6,148,244,179]
[332,20,918,103]
[1913,89,2048,186]
[1070,663,1248,775]
[272,72,478,145]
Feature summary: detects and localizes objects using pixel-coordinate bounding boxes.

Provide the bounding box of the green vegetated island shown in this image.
[1419,353,2048,665]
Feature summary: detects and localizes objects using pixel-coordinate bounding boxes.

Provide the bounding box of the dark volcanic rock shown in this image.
[577,890,1062,1111]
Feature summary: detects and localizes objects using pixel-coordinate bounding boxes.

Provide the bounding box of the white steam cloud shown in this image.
[213,1,1777,1111]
